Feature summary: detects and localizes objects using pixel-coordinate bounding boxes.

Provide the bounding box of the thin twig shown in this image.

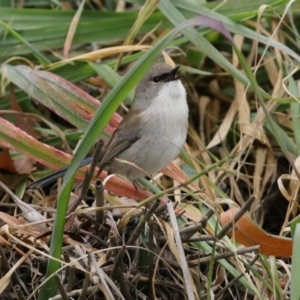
[126,199,160,246]
[54,275,68,300]
[78,255,91,300]
[215,254,260,299]
[95,179,105,226]
[148,222,155,300]
[216,197,254,239]
[62,250,76,292]
[111,245,126,280]
[15,285,26,300]
[89,252,119,300]
[180,209,215,241]
[67,141,104,215]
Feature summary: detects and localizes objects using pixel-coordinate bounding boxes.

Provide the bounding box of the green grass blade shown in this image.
[0,20,50,65]
[174,0,300,63]
[89,63,134,104]
[38,178,74,299]
[158,0,250,86]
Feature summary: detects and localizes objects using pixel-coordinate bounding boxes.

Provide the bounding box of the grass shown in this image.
[0,0,300,299]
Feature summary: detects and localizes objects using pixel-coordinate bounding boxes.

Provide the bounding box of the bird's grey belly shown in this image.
[109,131,186,180]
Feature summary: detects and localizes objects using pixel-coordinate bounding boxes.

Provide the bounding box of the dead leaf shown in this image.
[220,207,292,257]
[10,84,37,138]
[0,149,17,173]
[0,181,47,230]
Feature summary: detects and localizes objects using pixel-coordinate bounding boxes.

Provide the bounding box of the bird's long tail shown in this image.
[27,156,94,189]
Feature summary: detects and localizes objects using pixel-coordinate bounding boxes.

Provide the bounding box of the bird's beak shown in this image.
[165,66,181,82]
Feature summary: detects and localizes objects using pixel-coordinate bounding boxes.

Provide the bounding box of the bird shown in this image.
[28,63,189,192]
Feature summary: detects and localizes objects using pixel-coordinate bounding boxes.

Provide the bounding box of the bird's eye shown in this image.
[152,76,160,83]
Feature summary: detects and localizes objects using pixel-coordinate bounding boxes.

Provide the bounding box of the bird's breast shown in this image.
[142,80,188,144]
[112,80,188,180]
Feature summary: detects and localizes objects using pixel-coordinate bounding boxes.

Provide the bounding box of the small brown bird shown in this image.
[29,63,188,189]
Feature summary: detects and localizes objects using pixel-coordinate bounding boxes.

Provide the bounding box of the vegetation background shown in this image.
[0,0,300,299]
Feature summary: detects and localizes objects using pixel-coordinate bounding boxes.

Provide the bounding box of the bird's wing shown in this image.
[98,110,142,168]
